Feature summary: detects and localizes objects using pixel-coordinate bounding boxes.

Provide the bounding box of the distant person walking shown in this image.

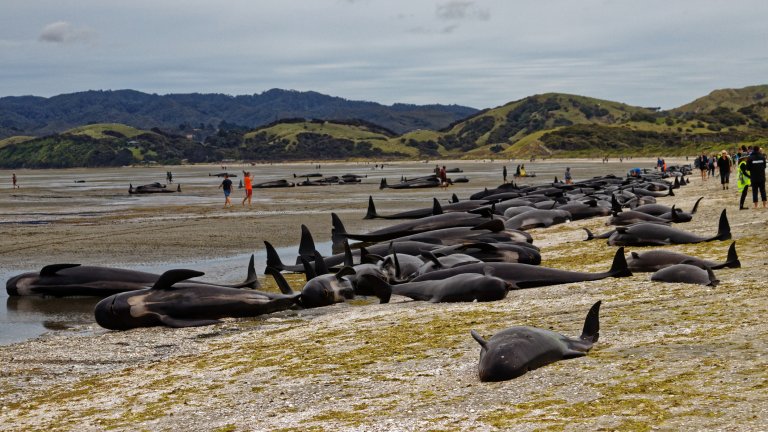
[697,153,708,181]
[502,165,508,183]
[716,150,731,190]
[747,146,767,208]
[219,174,233,208]
[738,150,751,210]
[166,171,173,184]
[707,155,716,178]
[564,167,573,184]
[439,165,448,188]
[12,173,19,189]
[242,171,253,206]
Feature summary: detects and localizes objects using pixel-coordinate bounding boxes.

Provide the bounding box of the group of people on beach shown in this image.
[694,146,766,209]
[218,171,253,208]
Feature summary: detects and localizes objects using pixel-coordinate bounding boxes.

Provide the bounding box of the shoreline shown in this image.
[3,160,765,431]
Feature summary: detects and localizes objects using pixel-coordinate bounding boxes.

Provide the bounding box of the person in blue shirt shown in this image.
[218,174,233,208]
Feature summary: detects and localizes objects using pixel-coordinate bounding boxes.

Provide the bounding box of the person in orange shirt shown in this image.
[242,171,253,206]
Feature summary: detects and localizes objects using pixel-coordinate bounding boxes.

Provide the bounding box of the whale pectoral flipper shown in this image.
[470,330,487,349]
[152,269,205,290]
[159,315,222,328]
[265,267,295,295]
[561,348,589,359]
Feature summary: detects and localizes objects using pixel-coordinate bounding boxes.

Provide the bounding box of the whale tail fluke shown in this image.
[331,213,348,248]
[313,250,329,275]
[432,198,444,216]
[725,241,741,268]
[298,225,317,262]
[231,254,260,289]
[579,300,601,343]
[379,178,388,190]
[714,241,741,269]
[712,209,731,241]
[264,241,286,272]
[582,227,595,241]
[343,240,354,267]
[364,196,378,219]
[611,194,622,214]
[608,247,632,278]
[451,193,459,203]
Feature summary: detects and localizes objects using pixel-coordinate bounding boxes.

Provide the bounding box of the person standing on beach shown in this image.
[707,155,716,178]
[697,152,708,181]
[564,167,573,184]
[12,173,19,189]
[716,150,731,190]
[219,174,233,208]
[502,165,508,183]
[747,146,767,208]
[738,151,751,210]
[242,171,253,206]
[439,165,448,188]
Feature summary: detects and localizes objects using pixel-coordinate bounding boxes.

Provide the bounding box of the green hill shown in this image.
[3,86,768,167]
[673,85,768,113]
[0,124,217,168]
[217,119,417,160]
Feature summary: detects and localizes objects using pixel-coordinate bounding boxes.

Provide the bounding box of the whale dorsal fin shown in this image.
[40,263,81,276]
[313,250,329,275]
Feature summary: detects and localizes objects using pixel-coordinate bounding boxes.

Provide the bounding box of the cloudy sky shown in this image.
[2,0,766,109]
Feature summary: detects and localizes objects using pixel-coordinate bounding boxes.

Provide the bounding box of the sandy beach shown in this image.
[1,158,767,431]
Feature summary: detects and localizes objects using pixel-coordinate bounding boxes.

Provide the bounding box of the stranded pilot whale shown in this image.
[94,269,298,330]
[627,241,740,272]
[607,209,731,246]
[410,248,631,289]
[6,255,259,297]
[471,301,601,382]
[650,264,719,286]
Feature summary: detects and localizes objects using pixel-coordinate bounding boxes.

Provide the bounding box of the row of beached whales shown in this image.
[127,169,473,193]
[7,166,740,381]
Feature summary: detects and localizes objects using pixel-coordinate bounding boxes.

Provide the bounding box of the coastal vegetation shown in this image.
[1,85,767,168]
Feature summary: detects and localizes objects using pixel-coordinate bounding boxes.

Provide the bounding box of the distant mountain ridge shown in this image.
[0,88,478,140]
[2,84,767,168]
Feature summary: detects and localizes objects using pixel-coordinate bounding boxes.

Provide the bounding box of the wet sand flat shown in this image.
[1,159,767,431]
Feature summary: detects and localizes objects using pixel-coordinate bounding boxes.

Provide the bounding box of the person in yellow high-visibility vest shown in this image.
[738,149,751,210]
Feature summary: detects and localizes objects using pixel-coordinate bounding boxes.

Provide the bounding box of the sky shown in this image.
[1,0,767,110]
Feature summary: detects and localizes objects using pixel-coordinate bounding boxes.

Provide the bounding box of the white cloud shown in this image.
[436,1,490,21]
[38,21,96,44]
